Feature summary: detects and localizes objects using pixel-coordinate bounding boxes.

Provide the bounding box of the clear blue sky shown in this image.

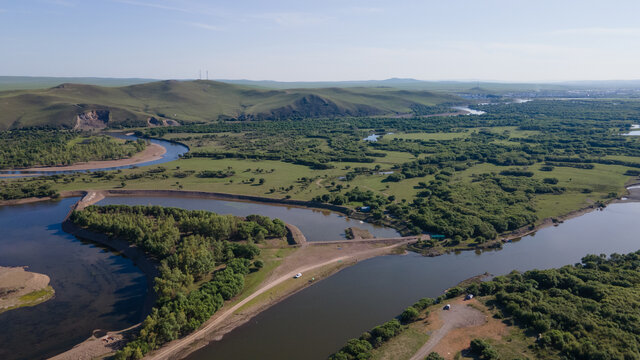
[2,0,640,81]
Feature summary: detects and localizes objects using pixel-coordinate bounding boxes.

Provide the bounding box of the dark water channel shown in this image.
[0,198,148,360]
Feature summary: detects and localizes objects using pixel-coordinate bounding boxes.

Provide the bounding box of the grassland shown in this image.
[29,150,632,230]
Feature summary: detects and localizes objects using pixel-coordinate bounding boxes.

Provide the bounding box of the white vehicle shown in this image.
[294,273,302,279]
[443,304,451,310]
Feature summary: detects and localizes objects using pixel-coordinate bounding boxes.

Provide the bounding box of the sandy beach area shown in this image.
[0,266,54,314]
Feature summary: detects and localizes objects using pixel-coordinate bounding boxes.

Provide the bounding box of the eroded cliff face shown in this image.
[73,110,110,130]
[147,117,180,127]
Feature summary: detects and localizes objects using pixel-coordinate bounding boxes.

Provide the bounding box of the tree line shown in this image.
[0,130,146,169]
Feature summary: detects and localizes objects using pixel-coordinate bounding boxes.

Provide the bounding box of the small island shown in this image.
[0,266,55,314]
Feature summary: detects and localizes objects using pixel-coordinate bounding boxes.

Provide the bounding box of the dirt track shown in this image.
[409,299,487,360]
[146,240,414,360]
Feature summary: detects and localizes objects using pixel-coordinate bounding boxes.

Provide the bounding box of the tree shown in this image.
[400,306,419,323]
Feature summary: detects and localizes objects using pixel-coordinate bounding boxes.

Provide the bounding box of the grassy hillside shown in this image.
[0,76,156,91]
[0,80,463,129]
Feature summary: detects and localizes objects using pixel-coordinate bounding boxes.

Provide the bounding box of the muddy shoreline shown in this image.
[0,266,55,314]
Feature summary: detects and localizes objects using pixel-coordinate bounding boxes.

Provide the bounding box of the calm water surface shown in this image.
[452,106,487,115]
[97,196,400,242]
[0,198,148,360]
[188,201,640,360]
[623,124,640,136]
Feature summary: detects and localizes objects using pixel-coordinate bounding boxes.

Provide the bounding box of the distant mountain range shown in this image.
[3,76,640,93]
[0,80,462,130]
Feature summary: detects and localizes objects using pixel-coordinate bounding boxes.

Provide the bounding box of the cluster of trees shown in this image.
[328,319,404,360]
[70,205,286,359]
[467,251,640,359]
[0,130,146,169]
[313,186,390,209]
[469,339,499,360]
[0,181,57,200]
[197,168,236,178]
[405,174,562,241]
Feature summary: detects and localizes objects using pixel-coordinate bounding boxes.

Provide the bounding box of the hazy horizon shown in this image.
[4,75,640,85]
[2,0,640,82]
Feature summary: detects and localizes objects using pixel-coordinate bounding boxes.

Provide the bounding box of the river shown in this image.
[2,192,639,359]
[186,199,640,360]
[0,198,148,360]
[623,124,640,136]
[451,106,486,115]
[0,133,188,177]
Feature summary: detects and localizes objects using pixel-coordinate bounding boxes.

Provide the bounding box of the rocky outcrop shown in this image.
[74,110,110,130]
[147,117,162,126]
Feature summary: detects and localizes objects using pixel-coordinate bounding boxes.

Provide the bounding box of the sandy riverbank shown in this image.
[0,266,54,314]
[0,142,166,175]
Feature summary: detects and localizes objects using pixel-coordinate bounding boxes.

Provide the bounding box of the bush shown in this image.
[400,306,419,323]
[425,353,445,360]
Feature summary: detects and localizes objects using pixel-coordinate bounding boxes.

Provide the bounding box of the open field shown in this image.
[36,154,633,228]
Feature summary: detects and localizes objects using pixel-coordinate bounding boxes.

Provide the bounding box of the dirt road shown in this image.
[146,240,414,360]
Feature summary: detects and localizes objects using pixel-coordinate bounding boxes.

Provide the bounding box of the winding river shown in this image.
[0,134,188,178]
[1,191,639,359]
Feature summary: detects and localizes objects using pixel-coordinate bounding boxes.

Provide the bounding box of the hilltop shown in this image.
[0,76,156,91]
[0,80,462,130]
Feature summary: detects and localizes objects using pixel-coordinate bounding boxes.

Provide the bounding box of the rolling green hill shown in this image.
[0,76,157,91]
[0,80,463,130]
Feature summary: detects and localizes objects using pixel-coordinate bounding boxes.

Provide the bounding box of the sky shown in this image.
[1,0,640,82]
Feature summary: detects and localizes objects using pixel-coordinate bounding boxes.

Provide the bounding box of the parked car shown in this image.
[294,273,302,279]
